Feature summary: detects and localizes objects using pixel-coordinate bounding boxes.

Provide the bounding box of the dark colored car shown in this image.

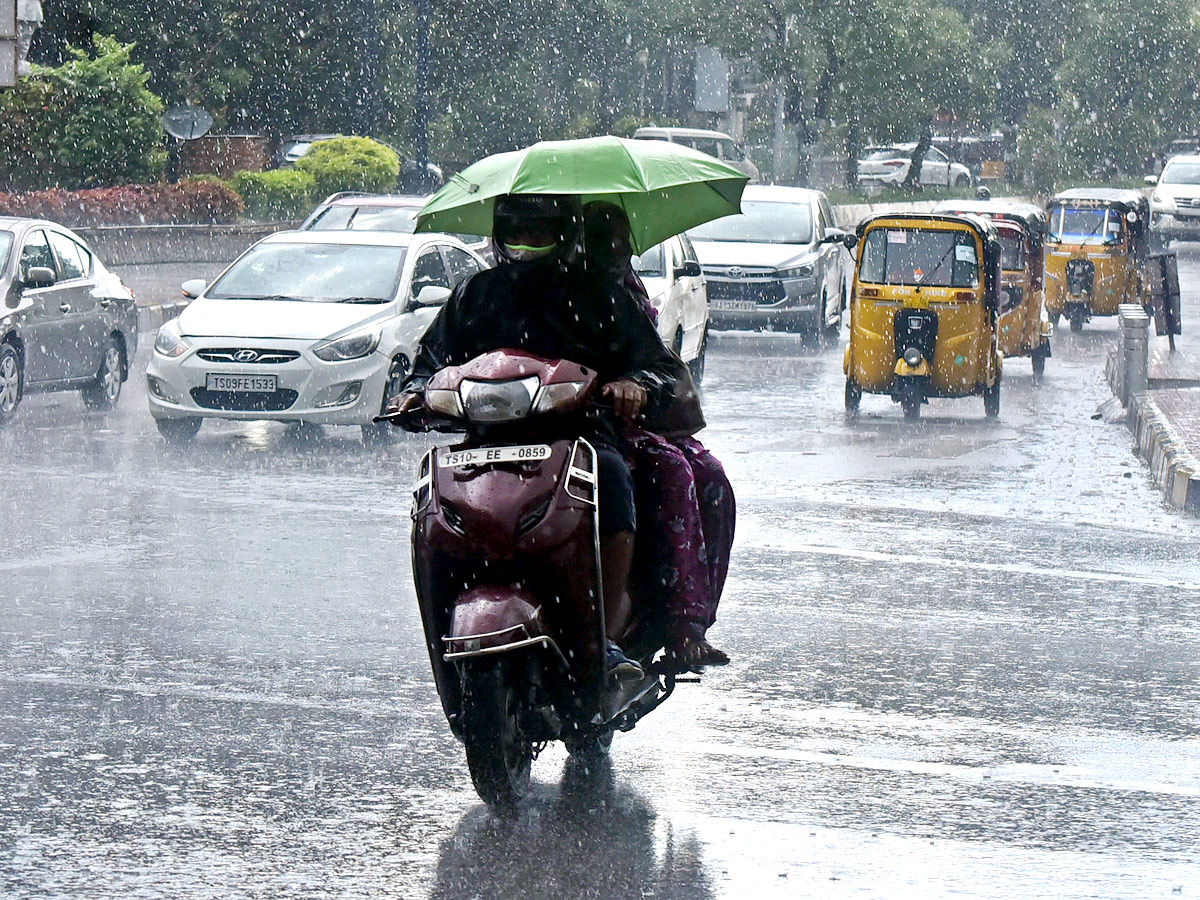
[0,218,138,424]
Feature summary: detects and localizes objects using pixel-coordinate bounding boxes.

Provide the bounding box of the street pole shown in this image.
[413,0,431,176]
[354,0,382,136]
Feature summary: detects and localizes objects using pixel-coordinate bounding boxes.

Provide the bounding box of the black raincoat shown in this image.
[401,262,678,444]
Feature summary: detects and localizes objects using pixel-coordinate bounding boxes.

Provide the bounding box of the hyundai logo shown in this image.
[726,266,745,279]
[234,349,259,363]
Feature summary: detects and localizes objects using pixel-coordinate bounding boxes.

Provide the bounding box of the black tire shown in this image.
[954,175,970,188]
[822,293,842,343]
[362,355,409,446]
[155,416,202,444]
[984,379,1001,418]
[0,342,23,425]
[844,378,861,419]
[898,379,922,421]
[1069,308,1085,333]
[687,330,707,386]
[565,726,614,762]
[1049,311,1061,328]
[460,661,533,811]
[81,337,125,411]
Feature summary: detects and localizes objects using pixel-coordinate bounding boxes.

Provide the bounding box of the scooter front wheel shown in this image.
[460,660,533,811]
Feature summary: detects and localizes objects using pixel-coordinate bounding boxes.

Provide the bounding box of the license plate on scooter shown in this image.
[439,444,552,468]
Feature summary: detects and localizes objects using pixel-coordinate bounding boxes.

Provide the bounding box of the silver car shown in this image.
[0,217,138,424]
[689,185,851,336]
[1148,154,1200,242]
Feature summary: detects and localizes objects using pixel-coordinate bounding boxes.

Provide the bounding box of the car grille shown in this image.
[190,388,299,411]
[1174,198,1200,211]
[707,280,787,305]
[195,348,301,364]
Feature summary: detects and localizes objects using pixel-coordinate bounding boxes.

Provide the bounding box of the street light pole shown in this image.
[413,0,431,175]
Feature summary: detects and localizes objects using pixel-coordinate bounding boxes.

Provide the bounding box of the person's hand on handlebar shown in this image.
[601,379,647,424]
[383,391,423,421]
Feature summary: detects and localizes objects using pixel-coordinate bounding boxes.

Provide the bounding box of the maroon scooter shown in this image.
[390,349,693,809]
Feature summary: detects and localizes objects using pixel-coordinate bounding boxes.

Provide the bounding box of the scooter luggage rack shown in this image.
[442,623,569,668]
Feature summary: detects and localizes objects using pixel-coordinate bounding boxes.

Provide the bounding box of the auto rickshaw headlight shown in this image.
[903,347,923,367]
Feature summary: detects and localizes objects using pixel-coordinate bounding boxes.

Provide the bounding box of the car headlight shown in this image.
[154,324,191,358]
[312,328,381,361]
[776,263,816,279]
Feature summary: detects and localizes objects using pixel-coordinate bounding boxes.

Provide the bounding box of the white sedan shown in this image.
[632,233,709,382]
[857,144,973,189]
[146,231,486,444]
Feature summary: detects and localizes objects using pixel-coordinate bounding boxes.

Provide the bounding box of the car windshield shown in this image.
[308,205,420,233]
[1048,206,1123,245]
[1160,162,1200,185]
[689,200,813,244]
[858,227,980,288]
[0,232,12,272]
[206,243,406,302]
[632,243,666,278]
[997,232,1026,270]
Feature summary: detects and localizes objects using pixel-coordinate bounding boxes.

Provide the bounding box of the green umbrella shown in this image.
[415,135,749,254]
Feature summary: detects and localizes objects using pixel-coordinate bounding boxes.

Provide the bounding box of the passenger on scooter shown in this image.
[582,202,733,667]
[388,194,680,678]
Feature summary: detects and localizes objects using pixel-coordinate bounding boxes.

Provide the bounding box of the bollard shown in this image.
[1117,304,1150,406]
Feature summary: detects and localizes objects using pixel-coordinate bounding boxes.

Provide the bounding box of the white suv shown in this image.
[1148,154,1200,242]
[632,127,760,181]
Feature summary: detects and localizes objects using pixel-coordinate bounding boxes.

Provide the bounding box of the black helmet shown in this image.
[975,185,992,201]
[492,194,582,269]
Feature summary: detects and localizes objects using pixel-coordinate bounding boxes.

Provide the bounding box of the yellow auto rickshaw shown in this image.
[844,213,1003,420]
[935,200,1051,376]
[1044,189,1153,333]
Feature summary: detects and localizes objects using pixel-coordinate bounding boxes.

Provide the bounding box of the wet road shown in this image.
[2,248,1200,898]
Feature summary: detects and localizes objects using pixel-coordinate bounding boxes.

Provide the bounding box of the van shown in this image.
[632,127,760,182]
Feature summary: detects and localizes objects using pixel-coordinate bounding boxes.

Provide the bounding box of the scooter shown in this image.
[389,349,694,810]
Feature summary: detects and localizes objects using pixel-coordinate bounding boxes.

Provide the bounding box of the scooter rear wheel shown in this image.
[460,660,533,811]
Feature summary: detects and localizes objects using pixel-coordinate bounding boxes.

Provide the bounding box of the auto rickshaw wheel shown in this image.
[1049,311,1061,329]
[1069,308,1086,333]
[897,379,922,421]
[844,379,861,419]
[984,380,1001,418]
[1032,346,1047,378]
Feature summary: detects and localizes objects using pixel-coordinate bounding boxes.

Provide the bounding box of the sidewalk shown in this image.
[1109,342,1200,513]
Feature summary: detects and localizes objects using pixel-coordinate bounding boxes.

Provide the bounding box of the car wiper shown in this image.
[339,296,386,304]
[247,294,309,302]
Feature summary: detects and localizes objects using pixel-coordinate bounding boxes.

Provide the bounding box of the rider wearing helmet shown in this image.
[391,193,680,678]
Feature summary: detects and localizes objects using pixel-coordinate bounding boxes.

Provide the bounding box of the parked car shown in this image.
[0,217,138,424]
[146,231,486,444]
[687,185,850,336]
[275,135,444,186]
[299,193,491,259]
[856,143,973,189]
[632,127,760,182]
[1148,154,1200,243]
[632,233,709,381]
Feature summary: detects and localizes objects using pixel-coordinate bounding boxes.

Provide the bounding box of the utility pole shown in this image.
[413,0,431,175]
[1,0,16,88]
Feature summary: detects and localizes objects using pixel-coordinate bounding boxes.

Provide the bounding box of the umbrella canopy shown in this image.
[415,135,749,254]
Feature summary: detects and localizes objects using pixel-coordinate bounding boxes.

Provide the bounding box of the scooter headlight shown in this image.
[903,347,923,367]
[532,381,587,414]
[460,376,540,423]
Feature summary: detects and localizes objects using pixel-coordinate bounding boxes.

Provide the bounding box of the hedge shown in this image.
[0,182,245,226]
[231,169,316,221]
[295,136,400,199]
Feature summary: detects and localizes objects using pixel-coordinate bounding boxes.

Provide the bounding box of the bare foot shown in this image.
[670,637,730,667]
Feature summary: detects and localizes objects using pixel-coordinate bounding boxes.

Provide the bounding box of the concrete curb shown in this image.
[1127,391,1200,513]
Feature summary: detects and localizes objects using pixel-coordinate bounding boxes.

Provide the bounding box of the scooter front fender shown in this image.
[447,585,543,652]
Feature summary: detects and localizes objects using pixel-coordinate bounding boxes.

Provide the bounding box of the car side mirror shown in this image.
[841,233,859,250]
[413,284,452,307]
[674,260,702,278]
[1144,175,1159,186]
[821,227,847,244]
[24,266,56,288]
[181,279,207,299]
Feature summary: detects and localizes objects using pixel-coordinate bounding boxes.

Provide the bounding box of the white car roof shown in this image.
[633,126,738,141]
[1164,154,1200,165]
[260,230,427,249]
[739,185,824,204]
